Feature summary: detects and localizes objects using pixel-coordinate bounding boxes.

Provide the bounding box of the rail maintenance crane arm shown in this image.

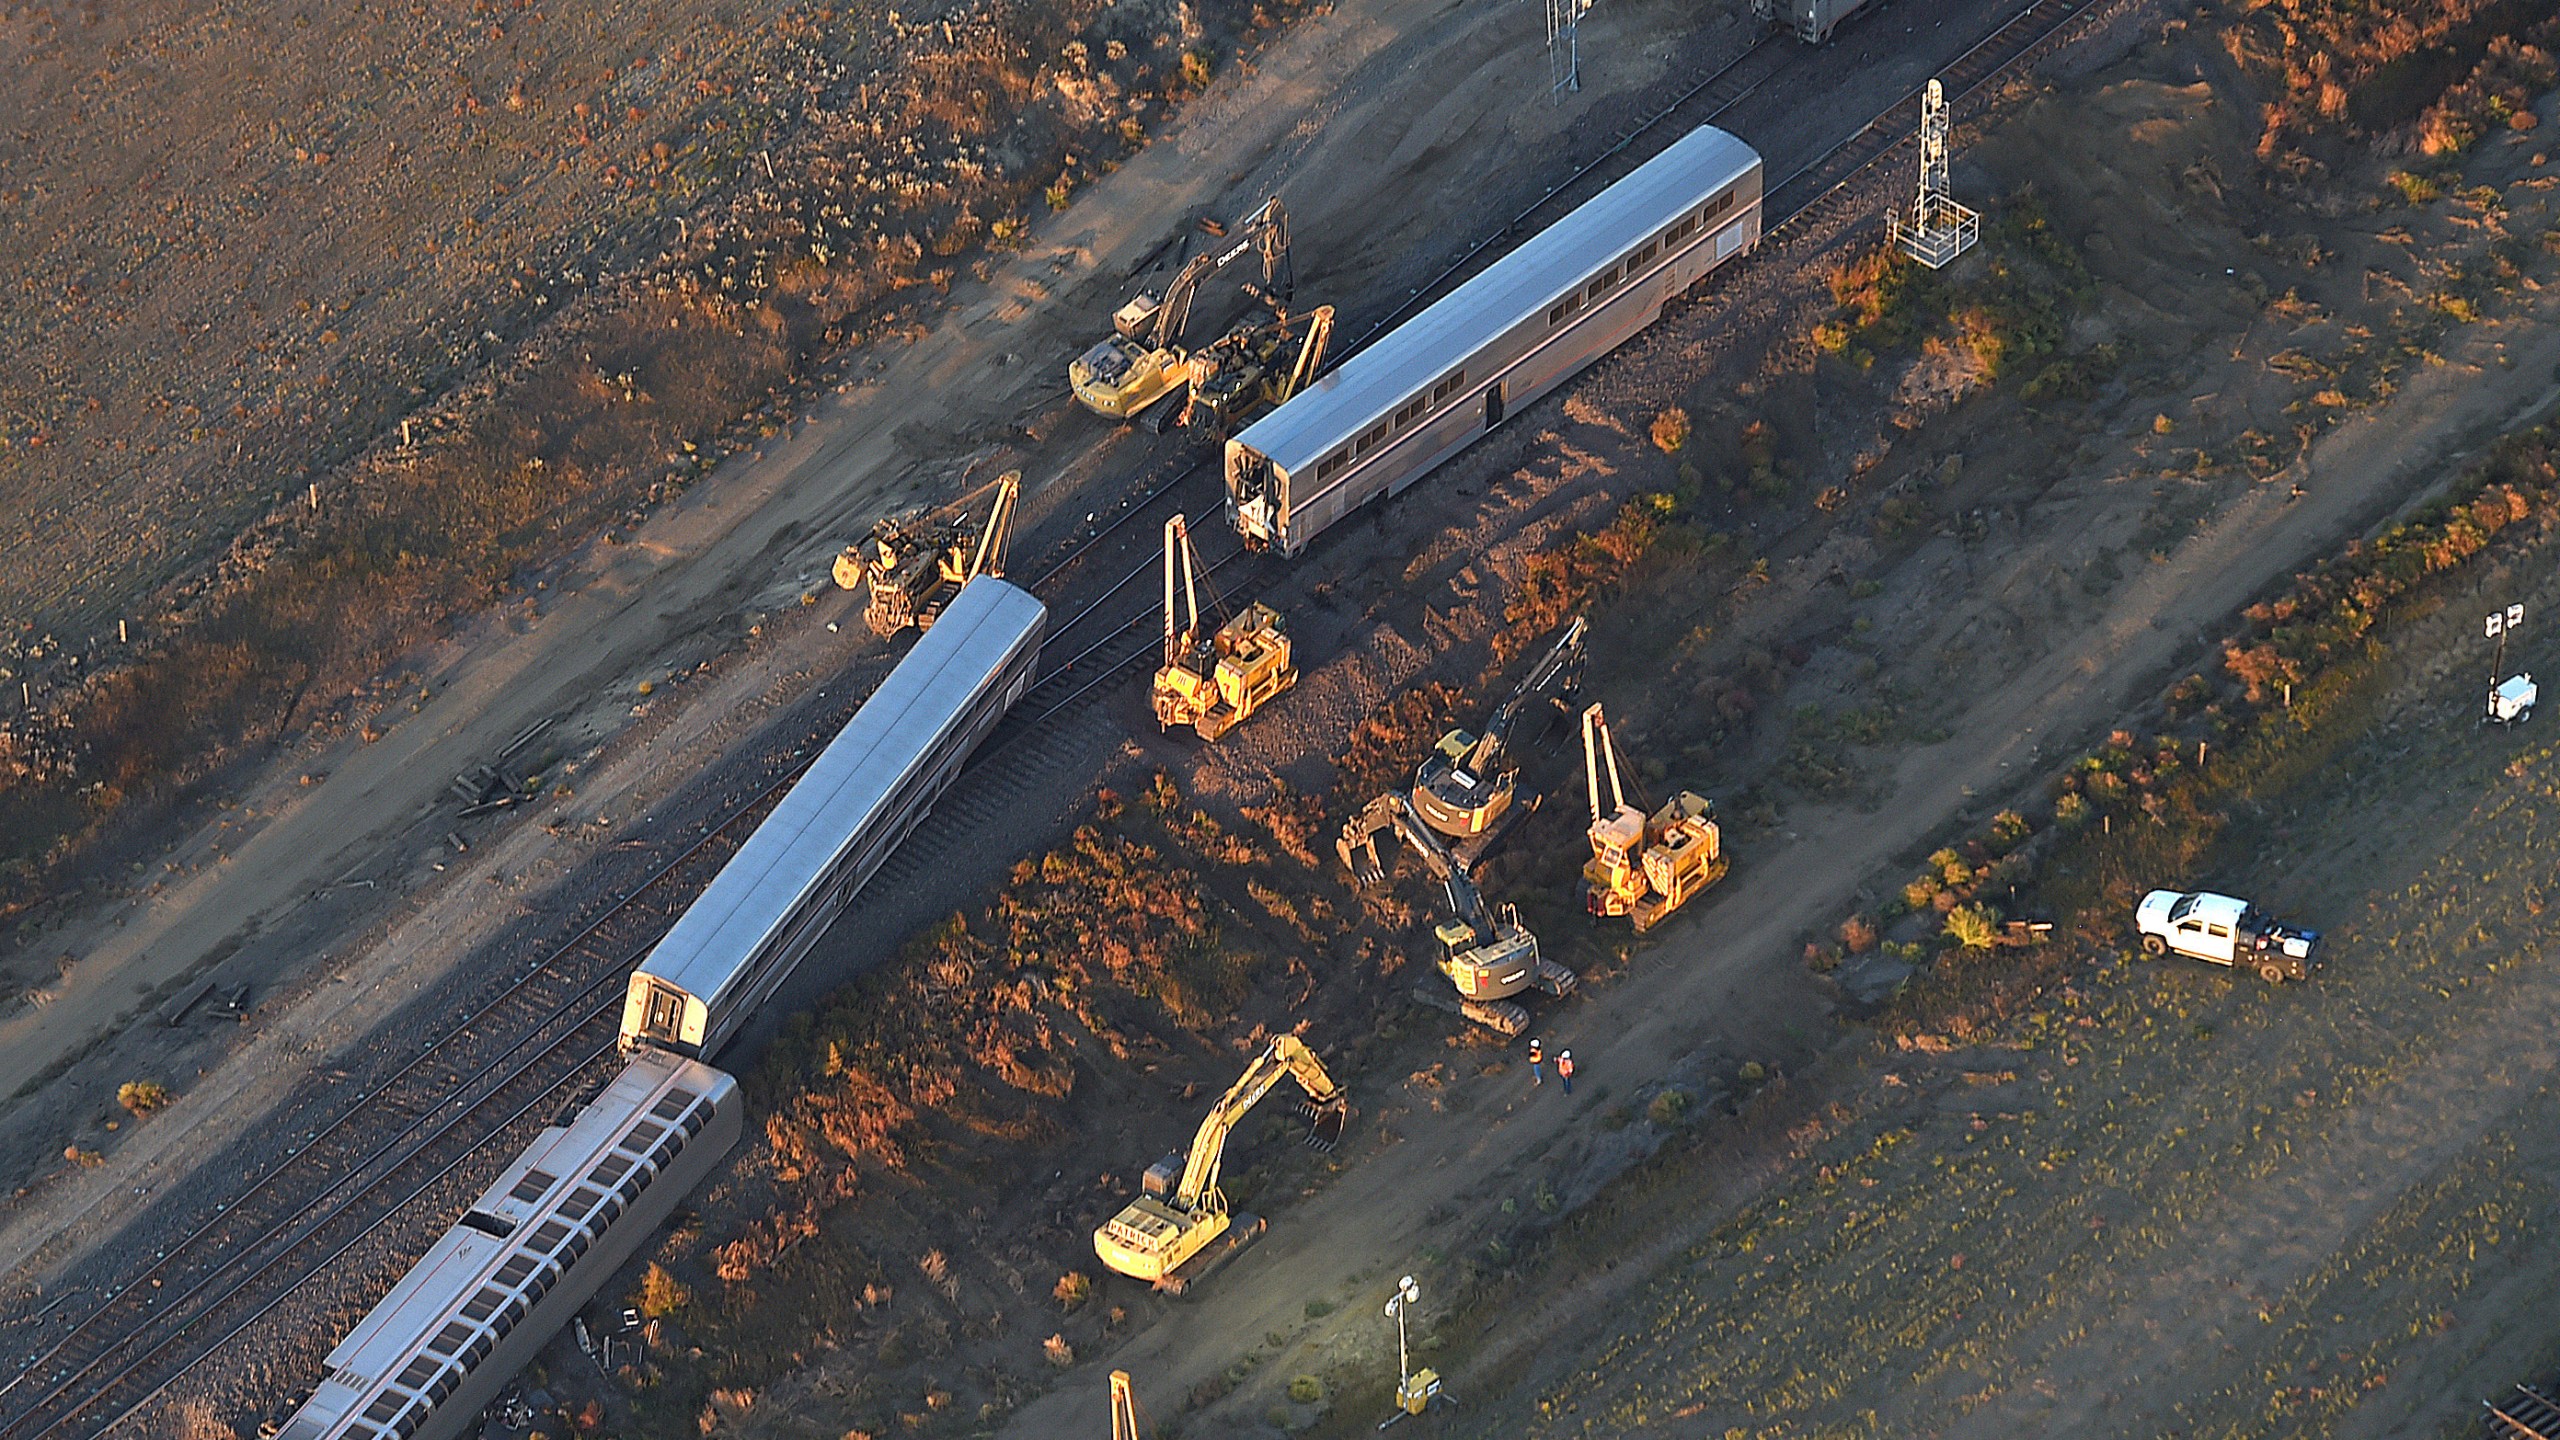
[1147,198,1293,351]
[1167,1034,1345,1212]
[1457,616,1587,781]
[1336,794,1499,944]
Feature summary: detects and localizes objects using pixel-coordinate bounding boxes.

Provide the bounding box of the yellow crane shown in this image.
[1181,302,1335,438]
[1410,615,1587,870]
[1581,702,1726,931]
[1093,1034,1348,1292]
[1152,514,1296,740]
[1070,198,1292,426]
[831,470,1020,637]
[1109,1371,1144,1440]
[1337,793,1576,1036]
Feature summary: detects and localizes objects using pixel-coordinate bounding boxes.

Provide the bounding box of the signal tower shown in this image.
[1887,79,1980,269]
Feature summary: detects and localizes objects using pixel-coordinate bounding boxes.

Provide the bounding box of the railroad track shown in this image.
[3,3,2116,1433]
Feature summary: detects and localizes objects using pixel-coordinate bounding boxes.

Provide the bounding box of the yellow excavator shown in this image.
[831,470,1020,637]
[1337,793,1576,1036]
[1070,198,1293,427]
[1180,303,1334,438]
[1153,514,1297,740]
[1411,616,1587,871]
[1581,702,1727,931]
[1094,1034,1349,1292]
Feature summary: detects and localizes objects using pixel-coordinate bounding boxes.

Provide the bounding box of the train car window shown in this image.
[364,1395,407,1425]
[508,1169,557,1204]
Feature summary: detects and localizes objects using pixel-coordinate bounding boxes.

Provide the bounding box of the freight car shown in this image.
[621,576,1047,1059]
[1222,124,1763,557]
[1751,0,1876,44]
[271,1053,741,1440]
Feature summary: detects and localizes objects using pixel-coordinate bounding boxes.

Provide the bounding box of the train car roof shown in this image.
[287,1054,732,1440]
[632,577,1046,1015]
[1234,125,1762,474]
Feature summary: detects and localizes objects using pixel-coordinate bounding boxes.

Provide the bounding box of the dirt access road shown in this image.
[0,0,2019,1306]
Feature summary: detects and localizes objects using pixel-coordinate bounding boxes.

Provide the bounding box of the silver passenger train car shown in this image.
[1224,125,1763,556]
[622,575,1047,1059]
[274,1053,741,1440]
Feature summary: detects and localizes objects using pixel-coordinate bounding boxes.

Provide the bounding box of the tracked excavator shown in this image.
[1071,199,1293,425]
[1153,514,1296,740]
[1411,616,1588,871]
[1180,303,1334,438]
[1337,793,1576,1036]
[1093,1034,1349,1292]
[1581,703,1727,931]
[830,470,1020,637]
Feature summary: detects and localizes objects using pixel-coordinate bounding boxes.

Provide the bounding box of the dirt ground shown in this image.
[0,0,781,641]
[17,2,2560,1439]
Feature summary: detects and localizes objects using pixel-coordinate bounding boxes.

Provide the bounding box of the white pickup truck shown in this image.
[2134,890,2320,983]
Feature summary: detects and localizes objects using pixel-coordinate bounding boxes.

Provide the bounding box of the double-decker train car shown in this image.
[273,1053,741,1440]
[1223,124,1763,557]
[621,575,1047,1060]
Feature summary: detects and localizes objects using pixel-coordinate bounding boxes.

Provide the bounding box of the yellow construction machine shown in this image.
[1411,616,1587,871]
[1152,514,1297,740]
[1093,1034,1349,1292]
[1180,303,1334,438]
[1581,702,1726,931]
[1070,199,1293,427]
[831,470,1020,637]
[1337,793,1576,1036]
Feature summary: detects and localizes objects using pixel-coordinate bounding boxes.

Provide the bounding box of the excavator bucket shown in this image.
[1299,1098,1350,1152]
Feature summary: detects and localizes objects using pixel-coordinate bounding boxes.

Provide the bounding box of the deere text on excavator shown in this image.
[830,471,1020,638]
[1411,616,1586,871]
[1070,199,1293,425]
[1152,514,1296,740]
[1582,703,1726,930]
[1093,1034,1349,1292]
[1337,793,1576,1035]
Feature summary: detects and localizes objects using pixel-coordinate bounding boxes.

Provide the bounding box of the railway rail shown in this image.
[2,2,2111,1432]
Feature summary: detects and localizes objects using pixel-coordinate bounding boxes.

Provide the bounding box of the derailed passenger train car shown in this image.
[1224,125,1763,557]
[621,575,1047,1060]
[273,1054,740,1440]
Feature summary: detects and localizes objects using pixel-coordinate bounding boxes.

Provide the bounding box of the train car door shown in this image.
[1485,381,1505,428]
